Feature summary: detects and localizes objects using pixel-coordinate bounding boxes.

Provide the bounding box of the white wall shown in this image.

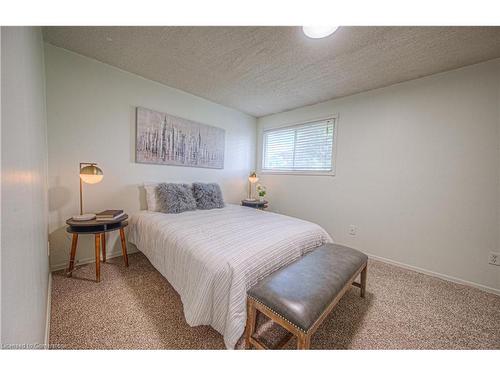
[257,59,500,293]
[1,27,50,345]
[45,44,257,269]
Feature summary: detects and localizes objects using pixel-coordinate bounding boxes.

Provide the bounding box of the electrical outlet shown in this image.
[489,252,500,266]
[348,225,357,236]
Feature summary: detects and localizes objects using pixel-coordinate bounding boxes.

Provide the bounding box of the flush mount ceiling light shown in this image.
[302,26,339,39]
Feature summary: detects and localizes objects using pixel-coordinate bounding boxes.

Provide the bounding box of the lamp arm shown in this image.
[79,162,95,215]
[80,176,83,215]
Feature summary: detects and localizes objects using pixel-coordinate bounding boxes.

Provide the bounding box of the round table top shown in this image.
[66,214,129,234]
[66,220,128,234]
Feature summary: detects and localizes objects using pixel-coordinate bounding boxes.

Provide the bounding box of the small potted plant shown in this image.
[256,184,267,202]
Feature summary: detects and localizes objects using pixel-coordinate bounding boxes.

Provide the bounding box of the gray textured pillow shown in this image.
[192,183,225,210]
[156,183,197,214]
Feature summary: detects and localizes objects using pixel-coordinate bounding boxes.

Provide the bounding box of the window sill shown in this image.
[259,170,336,177]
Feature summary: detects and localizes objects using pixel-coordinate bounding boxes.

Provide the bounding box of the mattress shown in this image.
[128,204,332,349]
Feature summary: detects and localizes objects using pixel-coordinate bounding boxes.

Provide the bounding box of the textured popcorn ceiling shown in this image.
[43,26,500,117]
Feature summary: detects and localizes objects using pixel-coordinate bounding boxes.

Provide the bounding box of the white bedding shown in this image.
[128,204,332,349]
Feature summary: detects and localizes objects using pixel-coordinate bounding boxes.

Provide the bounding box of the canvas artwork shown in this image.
[136,107,225,169]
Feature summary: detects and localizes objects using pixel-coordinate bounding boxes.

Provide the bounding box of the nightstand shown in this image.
[241,199,268,210]
[65,214,129,282]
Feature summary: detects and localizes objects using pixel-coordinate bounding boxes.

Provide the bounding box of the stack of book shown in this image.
[95,209,125,222]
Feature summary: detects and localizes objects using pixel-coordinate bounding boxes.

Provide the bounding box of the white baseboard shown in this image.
[50,248,138,272]
[366,252,500,296]
[44,272,52,348]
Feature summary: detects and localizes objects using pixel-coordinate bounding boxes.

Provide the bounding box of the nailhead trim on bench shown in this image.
[247,295,308,333]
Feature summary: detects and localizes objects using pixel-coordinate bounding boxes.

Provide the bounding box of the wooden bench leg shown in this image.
[360,264,367,298]
[244,298,257,349]
[297,334,311,350]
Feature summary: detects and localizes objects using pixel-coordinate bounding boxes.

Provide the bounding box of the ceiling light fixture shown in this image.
[302,26,339,39]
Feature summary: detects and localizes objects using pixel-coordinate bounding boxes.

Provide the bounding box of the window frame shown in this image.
[260,115,338,176]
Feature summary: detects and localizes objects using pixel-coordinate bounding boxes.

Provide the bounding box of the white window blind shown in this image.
[262,118,335,173]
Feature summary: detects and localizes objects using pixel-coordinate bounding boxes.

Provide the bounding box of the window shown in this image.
[262,118,336,174]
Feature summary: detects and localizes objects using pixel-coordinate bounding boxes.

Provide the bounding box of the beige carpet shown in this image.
[50,252,500,349]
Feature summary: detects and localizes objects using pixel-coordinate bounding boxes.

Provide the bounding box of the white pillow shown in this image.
[144,183,160,211]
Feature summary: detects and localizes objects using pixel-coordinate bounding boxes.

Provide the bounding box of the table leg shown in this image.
[119,228,129,267]
[101,232,106,262]
[95,234,101,282]
[67,233,78,277]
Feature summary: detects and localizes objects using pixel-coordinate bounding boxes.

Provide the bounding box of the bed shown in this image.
[128,204,332,349]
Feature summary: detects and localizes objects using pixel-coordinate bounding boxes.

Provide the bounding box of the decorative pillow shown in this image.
[192,183,225,210]
[156,183,197,214]
[144,183,160,211]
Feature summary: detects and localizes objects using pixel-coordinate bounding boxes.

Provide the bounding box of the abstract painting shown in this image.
[136,107,225,169]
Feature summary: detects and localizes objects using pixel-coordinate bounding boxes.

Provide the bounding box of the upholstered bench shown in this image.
[245,243,368,349]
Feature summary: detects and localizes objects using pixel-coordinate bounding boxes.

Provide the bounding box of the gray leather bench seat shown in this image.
[248,243,368,333]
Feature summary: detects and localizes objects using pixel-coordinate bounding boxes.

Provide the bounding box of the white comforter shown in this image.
[128,204,332,349]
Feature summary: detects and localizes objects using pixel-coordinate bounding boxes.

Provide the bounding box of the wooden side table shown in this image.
[65,214,129,282]
[241,199,268,210]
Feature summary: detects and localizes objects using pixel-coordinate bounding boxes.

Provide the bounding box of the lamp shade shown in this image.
[80,165,103,184]
[302,26,339,39]
[248,172,259,184]
[248,176,259,184]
